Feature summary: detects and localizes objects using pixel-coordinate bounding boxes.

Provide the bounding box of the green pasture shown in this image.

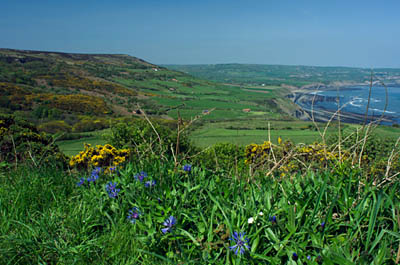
[190,123,327,147]
[57,136,106,157]
[189,119,400,148]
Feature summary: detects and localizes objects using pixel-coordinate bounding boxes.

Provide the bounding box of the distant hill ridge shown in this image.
[1,48,299,134]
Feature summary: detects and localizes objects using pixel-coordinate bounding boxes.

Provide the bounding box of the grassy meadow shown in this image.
[1,149,400,264]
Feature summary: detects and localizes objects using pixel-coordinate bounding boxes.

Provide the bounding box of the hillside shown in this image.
[0,49,298,132]
[164,63,400,87]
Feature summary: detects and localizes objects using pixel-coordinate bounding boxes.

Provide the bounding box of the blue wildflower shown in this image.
[229,231,250,255]
[183,164,192,172]
[320,222,326,230]
[145,180,156,187]
[134,171,148,182]
[87,174,99,183]
[307,255,311,260]
[87,167,101,183]
[269,215,277,223]
[109,166,116,173]
[77,177,85,186]
[92,167,102,175]
[105,182,120,198]
[127,207,141,223]
[162,216,176,234]
[292,252,299,261]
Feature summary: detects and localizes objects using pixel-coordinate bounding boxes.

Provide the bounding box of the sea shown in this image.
[308,85,400,125]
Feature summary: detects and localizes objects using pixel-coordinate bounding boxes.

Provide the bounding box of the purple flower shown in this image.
[183,164,192,172]
[269,215,277,223]
[134,171,147,182]
[105,182,120,198]
[162,216,176,234]
[145,180,156,187]
[229,231,250,255]
[127,207,141,223]
[307,255,311,260]
[320,222,326,230]
[77,177,85,186]
[292,252,298,261]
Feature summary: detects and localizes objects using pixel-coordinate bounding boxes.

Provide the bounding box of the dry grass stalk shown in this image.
[267,122,277,164]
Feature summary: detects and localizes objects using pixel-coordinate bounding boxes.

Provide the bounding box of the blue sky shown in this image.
[1,0,399,67]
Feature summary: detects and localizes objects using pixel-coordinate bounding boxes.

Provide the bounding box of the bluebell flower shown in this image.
[183,164,192,172]
[162,216,176,234]
[229,231,250,255]
[127,207,141,223]
[145,180,156,187]
[77,177,85,186]
[292,252,298,261]
[105,182,120,198]
[134,171,148,182]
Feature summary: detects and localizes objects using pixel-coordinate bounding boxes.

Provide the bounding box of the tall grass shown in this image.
[1,158,399,264]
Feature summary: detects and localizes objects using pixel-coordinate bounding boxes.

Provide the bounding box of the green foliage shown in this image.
[193,142,246,172]
[106,119,194,159]
[0,114,67,167]
[72,118,109,132]
[38,120,72,134]
[327,131,400,177]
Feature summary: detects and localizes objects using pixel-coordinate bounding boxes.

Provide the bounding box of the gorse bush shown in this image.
[72,118,109,132]
[38,120,72,134]
[69,143,130,171]
[244,139,351,177]
[327,131,400,177]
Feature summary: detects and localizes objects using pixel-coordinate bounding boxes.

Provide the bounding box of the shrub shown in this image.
[69,143,130,171]
[72,118,109,132]
[38,120,72,134]
[244,140,350,176]
[0,114,67,167]
[106,119,194,160]
[193,142,245,172]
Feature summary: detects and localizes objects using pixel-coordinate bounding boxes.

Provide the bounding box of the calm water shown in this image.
[310,85,400,125]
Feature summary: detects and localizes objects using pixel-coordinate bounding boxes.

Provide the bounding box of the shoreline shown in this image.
[288,85,398,125]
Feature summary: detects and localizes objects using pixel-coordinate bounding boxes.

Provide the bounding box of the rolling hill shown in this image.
[0,49,298,134]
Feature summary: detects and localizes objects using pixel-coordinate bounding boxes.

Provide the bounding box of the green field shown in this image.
[190,120,331,147]
[57,136,106,157]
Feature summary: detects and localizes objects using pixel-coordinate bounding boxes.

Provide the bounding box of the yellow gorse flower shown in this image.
[70,143,130,170]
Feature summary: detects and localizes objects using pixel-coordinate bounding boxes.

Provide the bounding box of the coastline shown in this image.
[288,85,397,125]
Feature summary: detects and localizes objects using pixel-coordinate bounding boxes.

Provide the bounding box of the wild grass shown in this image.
[1,157,399,264]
